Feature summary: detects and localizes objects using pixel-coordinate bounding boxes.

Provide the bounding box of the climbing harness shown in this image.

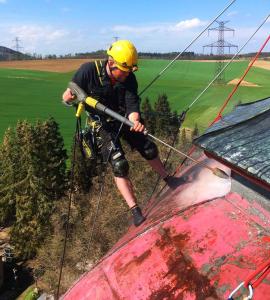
[95,60,103,86]
[228,258,270,300]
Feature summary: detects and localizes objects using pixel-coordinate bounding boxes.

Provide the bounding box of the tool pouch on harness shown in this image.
[81,128,96,160]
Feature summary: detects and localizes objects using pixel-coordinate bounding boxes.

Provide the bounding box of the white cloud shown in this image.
[110,18,206,36]
[174,18,207,30]
[9,24,68,44]
[0,24,72,54]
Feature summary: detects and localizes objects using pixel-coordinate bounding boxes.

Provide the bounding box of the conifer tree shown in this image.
[9,119,68,258]
[169,110,180,142]
[193,123,199,139]
[35,117,67,200]
[181,128,187,146]
[141,97,156,134]
[0,127,18,225]
[154,94,173,138]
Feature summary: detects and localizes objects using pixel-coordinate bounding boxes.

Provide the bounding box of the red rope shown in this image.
[244,258,270,288]
[174,33,270,173]
[209,34,270,126]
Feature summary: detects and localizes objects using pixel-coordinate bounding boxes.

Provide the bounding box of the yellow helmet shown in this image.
[107,40,138,72]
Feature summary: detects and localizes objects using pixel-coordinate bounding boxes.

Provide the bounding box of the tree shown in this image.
[0,127,18,225]
[169,110,180,142]
[9,119,68,259]
[141,97,156,134]
[154,94,171,137]
[193,123,199,139]
[180,128,187,146]
[35,117,67,200]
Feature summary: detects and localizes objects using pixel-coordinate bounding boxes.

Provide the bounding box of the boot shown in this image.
[163,175,181,189]
[131,205,146,227]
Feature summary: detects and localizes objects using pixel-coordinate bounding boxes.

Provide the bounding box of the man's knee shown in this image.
[111,154,129,177]
[141,141,158,160]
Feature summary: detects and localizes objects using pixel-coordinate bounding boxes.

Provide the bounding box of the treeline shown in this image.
[2,44,269,61]
[36,51,270,60]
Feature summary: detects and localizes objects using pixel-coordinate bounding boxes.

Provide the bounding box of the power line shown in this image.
[139,0,236,96]
[203,20,238,84]
[12,37,23,59]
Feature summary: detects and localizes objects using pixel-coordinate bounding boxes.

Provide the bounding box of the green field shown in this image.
[1,59,270,152]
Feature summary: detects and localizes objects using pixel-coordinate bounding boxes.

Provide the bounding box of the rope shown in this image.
[187,13,270,111]
[144,110,186,205]
[56,118,80,300]
[81,120,125,270]
[211,32,270,125]
[244,258,270,289]
[56,113,123,296]
[228,258,270,299]
[173,13,270,176]
[138,0,236,97]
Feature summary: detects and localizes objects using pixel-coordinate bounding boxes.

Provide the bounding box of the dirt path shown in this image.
[0,58,268,73]
[0,59,94,73]
[253,60,270,70]
[227,78,259,87]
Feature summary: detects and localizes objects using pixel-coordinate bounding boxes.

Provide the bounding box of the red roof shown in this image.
[62,156,270,299]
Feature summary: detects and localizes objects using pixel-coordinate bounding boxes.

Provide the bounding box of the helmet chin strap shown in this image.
[106,62,119,82]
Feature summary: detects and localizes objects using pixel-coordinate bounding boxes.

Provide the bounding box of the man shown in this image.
[63,40,173,226]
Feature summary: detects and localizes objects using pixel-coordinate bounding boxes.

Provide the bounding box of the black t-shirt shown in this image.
[72,61,140,116]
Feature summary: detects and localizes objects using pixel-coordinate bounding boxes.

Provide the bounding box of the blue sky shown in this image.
[0,0,269,55]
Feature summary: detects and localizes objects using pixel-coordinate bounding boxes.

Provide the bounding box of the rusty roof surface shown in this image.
[62,156,270,299]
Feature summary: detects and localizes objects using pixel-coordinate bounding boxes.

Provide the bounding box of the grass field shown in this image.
[1,59,270,152]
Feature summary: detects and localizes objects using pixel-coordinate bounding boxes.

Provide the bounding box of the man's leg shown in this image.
[147,157,180,188]
[114,176,146,226]
[97,124,146,226]
[146,157,168,179]
[122,129,179,189]
[110,155,146,226]
[114,176,137,208]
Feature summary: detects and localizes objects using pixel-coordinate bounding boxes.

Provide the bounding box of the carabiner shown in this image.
[228,282,254,300]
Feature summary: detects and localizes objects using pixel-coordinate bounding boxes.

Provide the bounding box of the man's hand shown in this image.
[62,88,76,104]
[131,120,145,132]
[128,112,145,132]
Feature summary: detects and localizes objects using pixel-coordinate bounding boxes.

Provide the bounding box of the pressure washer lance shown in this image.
[68,82,229,180]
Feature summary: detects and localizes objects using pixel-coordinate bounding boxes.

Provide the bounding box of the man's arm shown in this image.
[62,62,92,105]
[124,74,145,132]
